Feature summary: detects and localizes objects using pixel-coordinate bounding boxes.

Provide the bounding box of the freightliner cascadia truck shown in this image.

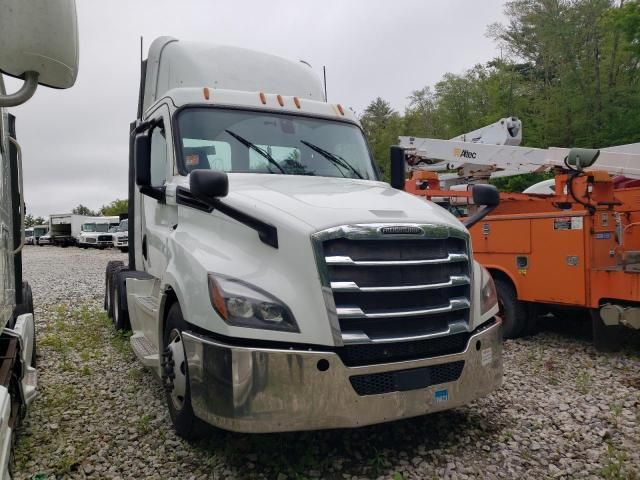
[0,0,78,475]
[104,37,502,437]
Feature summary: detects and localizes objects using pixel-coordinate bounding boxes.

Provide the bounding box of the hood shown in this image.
[187,173,466,233]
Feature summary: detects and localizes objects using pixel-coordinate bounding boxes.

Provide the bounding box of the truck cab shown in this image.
[106,37,502,437]
[77,217,119,249]
[111,218,129,252]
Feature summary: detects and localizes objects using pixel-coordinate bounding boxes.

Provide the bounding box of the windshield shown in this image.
[118,220,128,232]
[176,108,377,180]
[25,230,33,237]
[82,223,109,233]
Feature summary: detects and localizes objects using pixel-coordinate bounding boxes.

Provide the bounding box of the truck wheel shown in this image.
[591,309,623,353]
[495,278,527,339]
[21,282,34,316]
[162,303,205,440]
[104,261,124,312]
[119,247,128,253]
[112,270,151,330]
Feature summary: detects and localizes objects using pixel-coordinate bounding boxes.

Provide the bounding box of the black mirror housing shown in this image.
[135,133,151,187]
[389,146,406,190]
[190,169,229,203]
[472,184,500,207]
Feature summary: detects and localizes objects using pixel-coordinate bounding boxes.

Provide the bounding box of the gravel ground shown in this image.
[12,245,640,480]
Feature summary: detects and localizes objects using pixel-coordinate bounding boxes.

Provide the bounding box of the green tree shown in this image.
[72,204,98,216]
[100,199,128,216]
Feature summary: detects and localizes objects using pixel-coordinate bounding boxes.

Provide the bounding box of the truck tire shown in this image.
[21,282,34,316]
[495,278,527,339]
[112,270,151,331]
[162,303,206,440]
[591,309,623,353]
[104,261,124,313]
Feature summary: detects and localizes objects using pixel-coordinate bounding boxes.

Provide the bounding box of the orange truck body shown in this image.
[406,171,640,312]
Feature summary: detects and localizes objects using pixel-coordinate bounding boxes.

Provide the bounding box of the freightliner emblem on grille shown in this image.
[379,226,423,235]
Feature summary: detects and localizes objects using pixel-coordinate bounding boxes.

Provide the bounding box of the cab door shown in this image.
[139,105,177,279]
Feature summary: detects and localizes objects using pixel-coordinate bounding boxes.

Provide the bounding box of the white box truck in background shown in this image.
[48,213,91,247]
[105,38,502,438]
[0,0,78,475]
[77,216,120,249]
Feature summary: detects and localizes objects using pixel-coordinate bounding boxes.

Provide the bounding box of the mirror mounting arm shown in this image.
[140,186,166,203]
[0,71,39,107]
[463,205,498,229]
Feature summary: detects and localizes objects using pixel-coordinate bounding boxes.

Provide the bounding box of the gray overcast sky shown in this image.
[5,0,506,218]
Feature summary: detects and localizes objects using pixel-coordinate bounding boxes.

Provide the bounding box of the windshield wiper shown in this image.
[300,140,363,179]
[225,129,285,174]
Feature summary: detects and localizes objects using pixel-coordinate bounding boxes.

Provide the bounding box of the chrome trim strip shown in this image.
[325,252,468,267]
[331,275,470,293]
[341,319,469,344]
[337,297,470,319]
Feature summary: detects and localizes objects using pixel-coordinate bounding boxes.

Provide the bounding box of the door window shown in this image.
[150,126,168,187]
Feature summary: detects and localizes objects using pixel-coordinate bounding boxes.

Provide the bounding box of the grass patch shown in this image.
[601,443,629,480]
[575,371,592,394]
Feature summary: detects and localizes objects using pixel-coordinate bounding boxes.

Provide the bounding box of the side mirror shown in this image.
[567,148,600,171]
[389,146,406,190]
[135,133,151,187]
[0,0,79,107]
[472,184,500,207]
[463,184,500,229]
[190,169,229,203]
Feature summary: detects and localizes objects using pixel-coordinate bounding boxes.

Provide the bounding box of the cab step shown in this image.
[130,333,159,368]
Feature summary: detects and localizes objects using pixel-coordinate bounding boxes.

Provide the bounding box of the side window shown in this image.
[150,126,167,187]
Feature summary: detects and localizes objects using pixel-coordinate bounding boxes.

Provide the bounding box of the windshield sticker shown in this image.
[185,154,199,166]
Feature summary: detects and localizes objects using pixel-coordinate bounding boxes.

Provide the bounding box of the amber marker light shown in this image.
[203,87,210,100]
[293,97,301,109]
[259,92,267,105]
[208,274,228,320]
[337,104,345,115]
[277,94,284,107]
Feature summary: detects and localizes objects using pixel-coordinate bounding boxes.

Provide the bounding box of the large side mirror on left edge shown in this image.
[135,132,151,187]
[0,0,79,107]
[463,184,500,229]
[190,169,229,204]
[389,146,406,190]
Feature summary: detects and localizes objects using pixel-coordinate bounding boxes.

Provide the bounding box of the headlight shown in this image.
[207,274,299,332]
[480,266,498,316]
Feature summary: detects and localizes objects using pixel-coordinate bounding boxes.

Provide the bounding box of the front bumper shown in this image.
[182,318,502,433]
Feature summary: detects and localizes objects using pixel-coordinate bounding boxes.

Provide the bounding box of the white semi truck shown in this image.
[104,38,502,437]
[0,0,78,476]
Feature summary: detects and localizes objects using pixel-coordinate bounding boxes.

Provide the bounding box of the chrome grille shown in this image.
[313,224,471,345]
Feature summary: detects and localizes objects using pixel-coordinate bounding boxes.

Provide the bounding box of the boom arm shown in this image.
[400,118,640,181]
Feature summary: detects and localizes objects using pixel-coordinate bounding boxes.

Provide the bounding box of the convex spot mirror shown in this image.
[567,148,600,171]
[472,184,500,207]
[190,170,229,203]
[0,0,79,92]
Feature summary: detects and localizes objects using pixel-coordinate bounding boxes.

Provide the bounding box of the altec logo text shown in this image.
[453,148,477,159]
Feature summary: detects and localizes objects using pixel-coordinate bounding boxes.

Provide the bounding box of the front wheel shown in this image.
[162,303,205,440]
[495,278,527,339]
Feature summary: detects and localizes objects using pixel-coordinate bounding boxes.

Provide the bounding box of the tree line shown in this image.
[360,0,640,191]
[24,199,128,227]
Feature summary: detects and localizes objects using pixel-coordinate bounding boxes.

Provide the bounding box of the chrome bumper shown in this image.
[182,318,502,433]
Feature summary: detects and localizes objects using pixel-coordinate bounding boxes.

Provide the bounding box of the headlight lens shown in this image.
[207,274,299,332]
[480,266,498,316]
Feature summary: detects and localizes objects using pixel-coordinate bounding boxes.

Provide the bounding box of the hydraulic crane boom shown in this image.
[399,118,640,182]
